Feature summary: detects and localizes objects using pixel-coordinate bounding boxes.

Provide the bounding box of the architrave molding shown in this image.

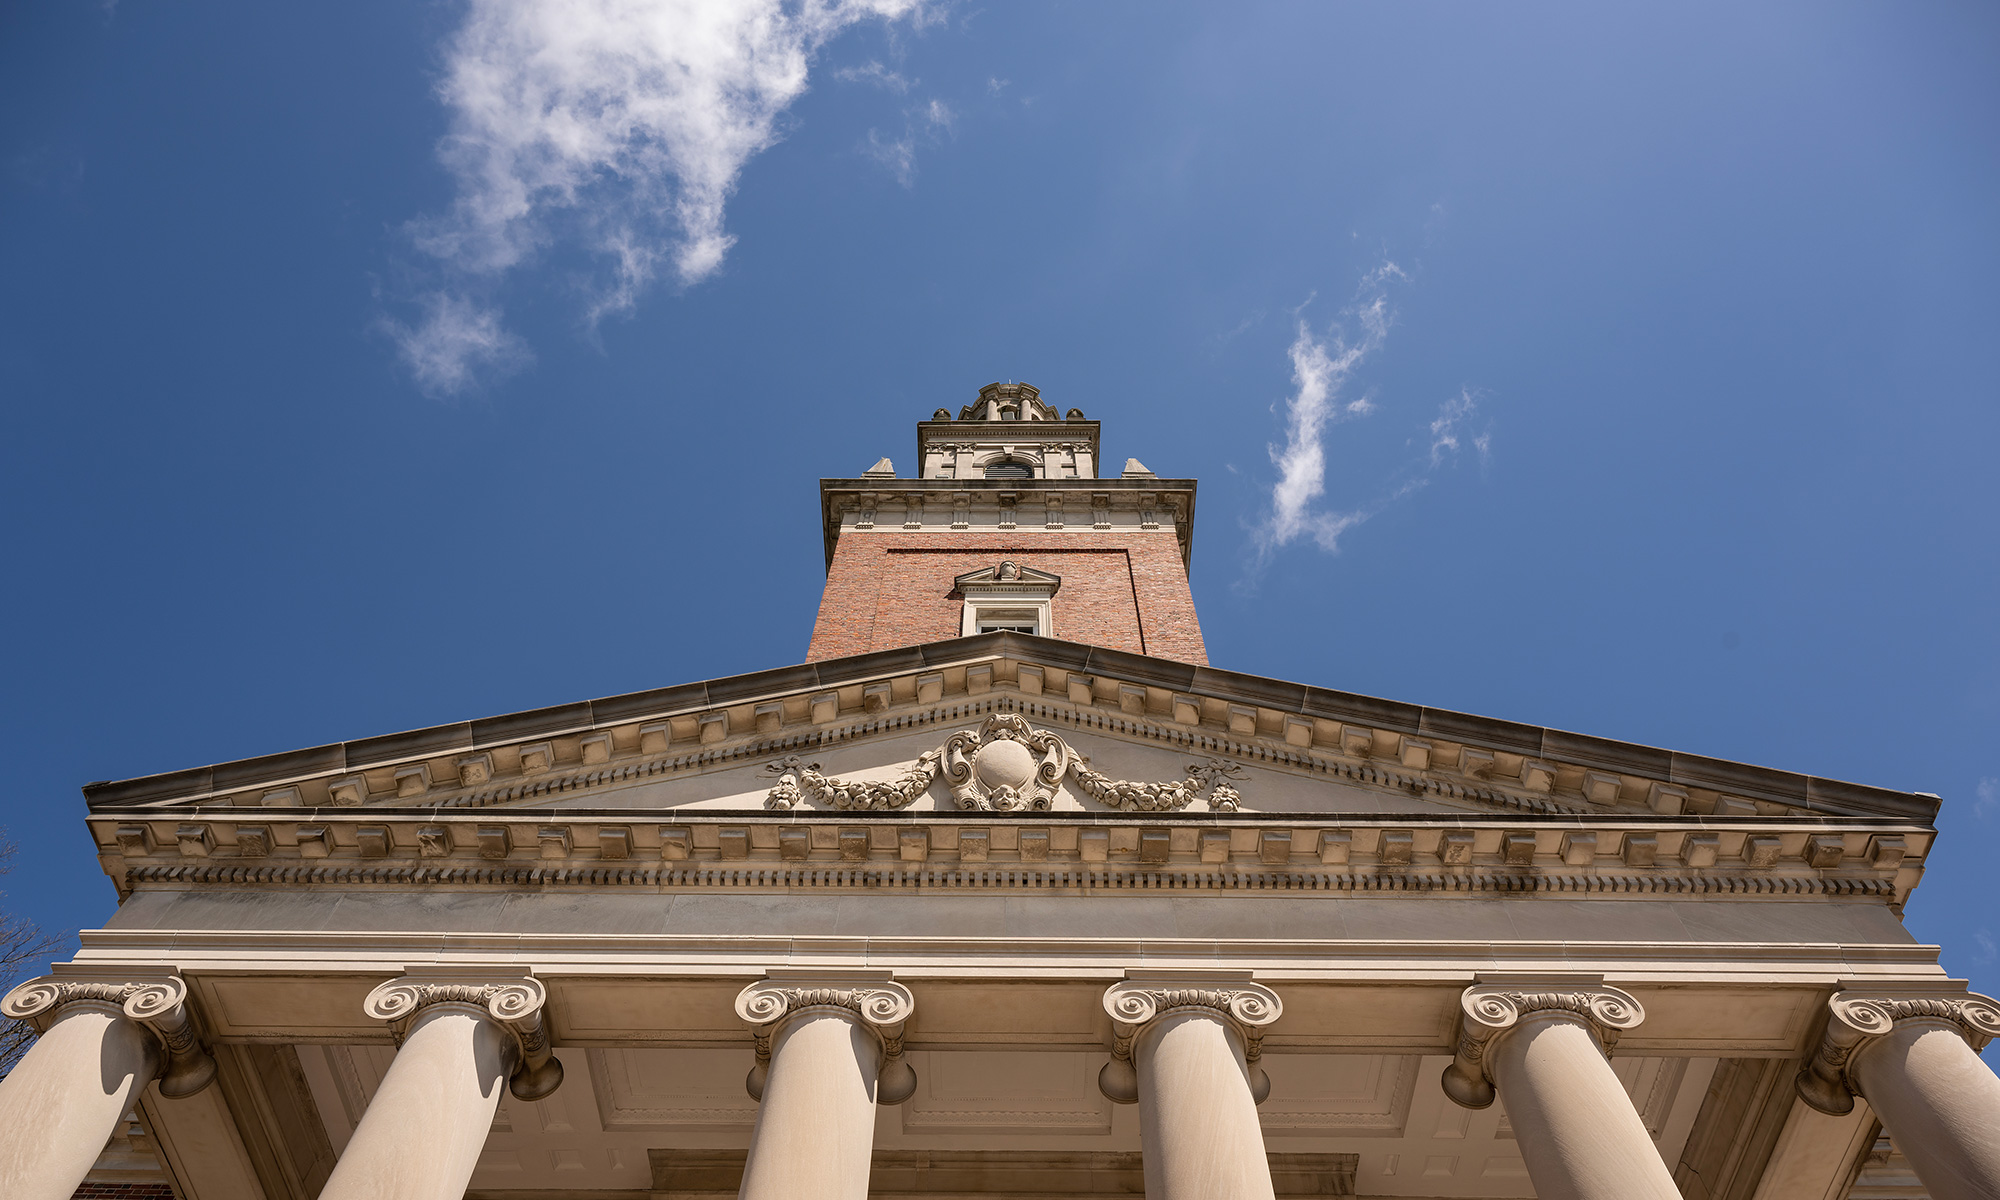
[1441,976,1646,1109]
[1795,988,2000,1115]
[1096,973,1283,1106]
[361,968,562,1101]
[734,971,918,1105]
[1,967,217,1098]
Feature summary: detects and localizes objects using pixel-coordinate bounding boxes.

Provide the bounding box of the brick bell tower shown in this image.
[807,382,1206,664]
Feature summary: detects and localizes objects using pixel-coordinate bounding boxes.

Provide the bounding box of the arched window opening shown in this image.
[983,460,1033,479]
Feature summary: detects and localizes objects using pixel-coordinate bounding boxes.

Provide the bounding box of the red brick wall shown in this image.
[806,531,1207,665]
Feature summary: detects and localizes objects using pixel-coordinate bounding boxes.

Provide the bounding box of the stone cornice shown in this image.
[1795,988,2000,1115]
[819,478,1201,570]
[1441,978,1646,1109]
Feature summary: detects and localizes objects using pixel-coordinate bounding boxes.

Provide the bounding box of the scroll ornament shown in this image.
[1440,982,1646,1110]
[734,978,917,1105]
[764,713,1246,813]
[1096,979,1283,1106]
[1795,991,2000,1116]
[1,973,217,1098]
[363,974,564,1101]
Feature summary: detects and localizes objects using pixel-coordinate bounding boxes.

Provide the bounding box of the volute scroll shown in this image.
[1,970,218,1099]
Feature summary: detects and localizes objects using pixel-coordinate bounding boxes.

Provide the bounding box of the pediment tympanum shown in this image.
[762,713,1244,813]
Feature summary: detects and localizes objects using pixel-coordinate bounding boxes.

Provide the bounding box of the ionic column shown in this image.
[1796,990,2000,1199]
[734,972,916,1200]
[0,971,215,1200]
[319,970,562,1200]
[1096,975,1283,1200]
[1440,978,1677,1200]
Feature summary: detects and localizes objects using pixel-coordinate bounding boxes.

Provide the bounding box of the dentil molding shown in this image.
[763,712,1244,812]
[1440,978,1646,1110]
[1795,989,2000,1115]
[1,969,217,1098]
[363,969,563,1101]
[734,973,918,1105]
[1096,974,1283,1106]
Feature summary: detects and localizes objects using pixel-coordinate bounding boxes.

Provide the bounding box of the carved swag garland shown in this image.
[762,714,1245,813]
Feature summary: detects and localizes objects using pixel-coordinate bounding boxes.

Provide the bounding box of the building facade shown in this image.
[2,387,1996,1200]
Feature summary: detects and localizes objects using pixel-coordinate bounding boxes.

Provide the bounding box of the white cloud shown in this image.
[862,96,954,187]
[1978,777,1999,820]
[382,292,532,398]
[390,0,927,394]
[1248,261,1494,574]
[835,60,911,92]
[1255,264,1402,558]
[1427,386,1489,467]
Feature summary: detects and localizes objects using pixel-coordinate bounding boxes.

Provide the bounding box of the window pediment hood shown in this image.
[955,562,1061,596]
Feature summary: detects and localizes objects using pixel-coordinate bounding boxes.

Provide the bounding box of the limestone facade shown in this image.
[7,388,1994,1200]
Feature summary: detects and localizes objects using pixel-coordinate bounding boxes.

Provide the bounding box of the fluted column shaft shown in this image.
[1441,979,1675,1200]
[0,973,214,1200]
[319,972,561,1200]
[735,973,917,1200]
[1798,991,2000,1200]
[1098,976,1283,1200]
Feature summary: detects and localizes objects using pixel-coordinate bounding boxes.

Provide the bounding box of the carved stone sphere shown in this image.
[974,739,1037,794]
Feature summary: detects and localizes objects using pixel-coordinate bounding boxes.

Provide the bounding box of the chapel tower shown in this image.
[807,382,1207,663]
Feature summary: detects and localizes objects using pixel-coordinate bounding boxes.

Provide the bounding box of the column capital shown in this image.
[734,970,917,1104]
[1097,972,1283,1105]
[362,968,563,1101]
[1441,976,1645,1109]
[1,968,216,1098]
[1796,988,2000,1116]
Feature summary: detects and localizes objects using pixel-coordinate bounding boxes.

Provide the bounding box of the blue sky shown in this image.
[3,1,1998,1051]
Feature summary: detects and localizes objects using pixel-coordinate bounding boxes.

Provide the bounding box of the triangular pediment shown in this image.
[82,633,1935,826]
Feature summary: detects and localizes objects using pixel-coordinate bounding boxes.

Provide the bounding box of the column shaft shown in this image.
[1486,1014,1679,1200]
[1134,1010,1275,1200]
[0,1006,161,1200]
[1849,1021,2000,1199]
[739,1009,882,1200]
[318,1006,516,1200]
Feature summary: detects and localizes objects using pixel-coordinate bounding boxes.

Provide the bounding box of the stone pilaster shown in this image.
[735,972,917,1200]
[1097,974,1283,1200]
[318,970,561,1200]
[1797,990,2000,1198]
[0,971,216,1200]
[1441,978,1677,1200]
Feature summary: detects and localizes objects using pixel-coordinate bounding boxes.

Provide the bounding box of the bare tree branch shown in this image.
[0,838,73,1077]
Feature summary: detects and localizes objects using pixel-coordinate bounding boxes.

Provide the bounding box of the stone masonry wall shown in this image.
[806,531,1207,665]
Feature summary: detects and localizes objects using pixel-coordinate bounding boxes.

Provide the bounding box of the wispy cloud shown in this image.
[1977,777,1999,820]
[387,0,928,396]
[1253,264,1402,561]
[835,60,911,92]
[1247,261,1493,576]
[862,97,955,187]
